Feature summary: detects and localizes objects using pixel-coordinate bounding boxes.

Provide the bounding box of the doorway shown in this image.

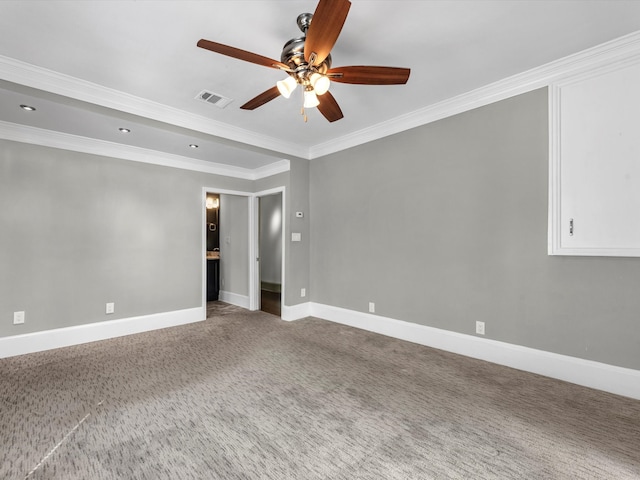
[205,193,220,303]
[202,186,285,314]
[258,192,283,316]
[203,188,253,314]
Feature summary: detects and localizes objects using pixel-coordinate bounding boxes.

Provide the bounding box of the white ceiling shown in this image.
[1,1,640,173]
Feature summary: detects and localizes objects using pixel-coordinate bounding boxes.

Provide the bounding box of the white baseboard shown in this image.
[281,302,311,321]
[308,303,640,400]
[219,290,250,309]
[0,307,205,359]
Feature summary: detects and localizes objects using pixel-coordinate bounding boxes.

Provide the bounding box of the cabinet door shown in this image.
[207,259,219,301]
[549,60,640,256]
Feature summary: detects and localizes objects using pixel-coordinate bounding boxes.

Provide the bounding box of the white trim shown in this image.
[0,54,308,159]
[219,290,250,309]
[248,195,258,311]
[308,303,640,400]
[253,187,287,314]
[0,121,290,180]
[548,82,562,256]
[252,160,290,180]
[0,307,204,359]
[201,186,287,314]
[309,30,640,159]
[3,32,640,163]
[202,187,256,312]
[281,302,311,322]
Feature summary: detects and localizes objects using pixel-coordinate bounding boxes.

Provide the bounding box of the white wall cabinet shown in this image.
[549,59,640,256]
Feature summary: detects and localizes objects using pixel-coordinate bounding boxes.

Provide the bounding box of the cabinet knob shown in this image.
[569,218,574,236]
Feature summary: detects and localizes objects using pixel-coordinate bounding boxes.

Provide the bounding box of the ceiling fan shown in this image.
[197,0,410,122]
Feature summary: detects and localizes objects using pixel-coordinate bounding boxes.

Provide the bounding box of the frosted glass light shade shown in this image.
[310,73,330,95]
[303,89,320,108]
[276,76,297,99]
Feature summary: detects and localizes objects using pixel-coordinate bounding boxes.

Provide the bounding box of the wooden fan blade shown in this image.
[304,0,351,66]
[197,39,288,70]
[240,86,281,110]
[327,66,411,85]
[317,91,344,122]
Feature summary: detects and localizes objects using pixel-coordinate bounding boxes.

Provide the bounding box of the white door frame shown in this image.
[202,187,253,311]
[202,186,286,312]
[252,187,286,312]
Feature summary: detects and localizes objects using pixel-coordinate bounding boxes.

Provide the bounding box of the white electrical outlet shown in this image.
[13,311,25,325]
[476,321,485,335]
[369,302,375,313]
[301,288,306,298]
[106,302,115,314]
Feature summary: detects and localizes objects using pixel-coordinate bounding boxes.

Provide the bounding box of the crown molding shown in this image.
[0,55,308,160]
[251,159,291,179]
[2,30,640,162]
[309,30,640,159]
[0,121,288,180]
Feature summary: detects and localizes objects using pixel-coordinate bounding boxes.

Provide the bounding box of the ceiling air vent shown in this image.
[196,90,233,109]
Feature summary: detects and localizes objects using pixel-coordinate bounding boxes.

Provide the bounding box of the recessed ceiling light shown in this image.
[20,104,36,111]
[118,127,131,133]
[189,144,199,149]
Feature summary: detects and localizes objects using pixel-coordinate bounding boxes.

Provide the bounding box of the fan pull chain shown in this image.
[300,89,308,122]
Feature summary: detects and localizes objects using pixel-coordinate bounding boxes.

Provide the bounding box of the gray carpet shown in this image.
[1,303,639,479]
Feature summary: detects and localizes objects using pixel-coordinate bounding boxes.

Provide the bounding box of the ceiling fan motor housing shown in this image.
[280,14,332,86]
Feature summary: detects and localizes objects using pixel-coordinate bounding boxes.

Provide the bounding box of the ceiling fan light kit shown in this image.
[276,76,298,99]
[303,88,320,109]
[197,0,410,122]
[310,72,331,95]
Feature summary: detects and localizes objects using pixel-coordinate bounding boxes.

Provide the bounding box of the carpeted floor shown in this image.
[1,303,639,479]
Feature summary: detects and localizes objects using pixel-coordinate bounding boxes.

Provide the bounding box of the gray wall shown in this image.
[0,140,253,337]
[309,88,640,370]
[219,194,249,296]
[259,193,282,285]
[286,159,310,305]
